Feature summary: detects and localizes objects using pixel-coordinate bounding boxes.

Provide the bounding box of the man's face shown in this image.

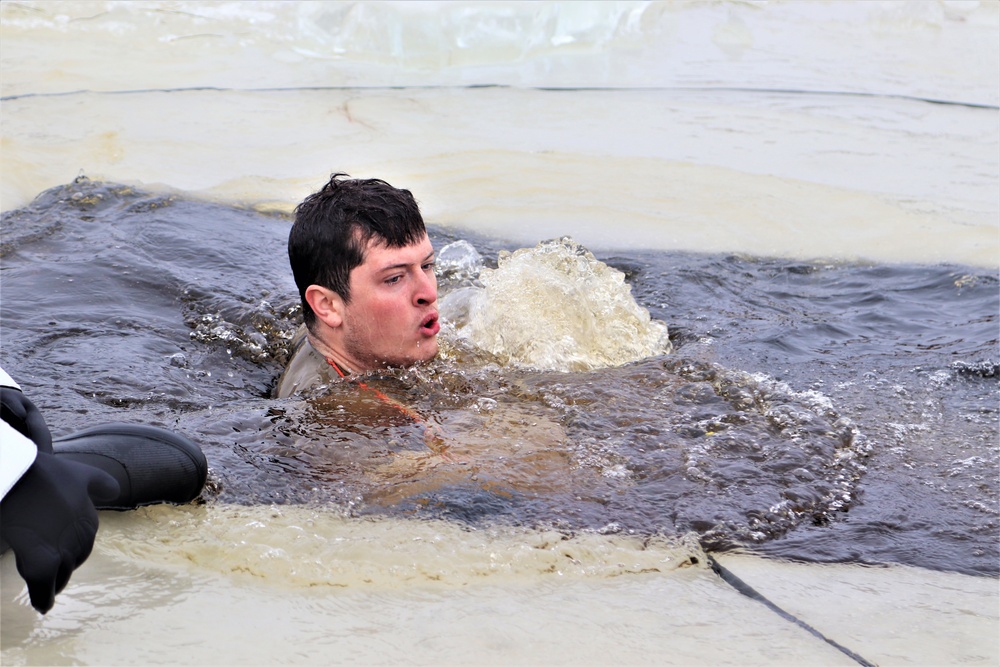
[340,234,439,370]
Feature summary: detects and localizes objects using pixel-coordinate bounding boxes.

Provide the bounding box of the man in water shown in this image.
[276,174,440,398]
[274,175,583,509]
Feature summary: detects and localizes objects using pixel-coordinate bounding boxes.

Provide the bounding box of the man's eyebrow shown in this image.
[376,250,435,273]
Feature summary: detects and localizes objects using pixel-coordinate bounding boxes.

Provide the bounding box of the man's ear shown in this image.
[305,285,344,328]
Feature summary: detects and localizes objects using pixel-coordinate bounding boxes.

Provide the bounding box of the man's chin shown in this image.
[414,339,439,364]
[381,340,439,369]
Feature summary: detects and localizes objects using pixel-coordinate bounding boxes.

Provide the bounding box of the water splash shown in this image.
[443,237,671,371]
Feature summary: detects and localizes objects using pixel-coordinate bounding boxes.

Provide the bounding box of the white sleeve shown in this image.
[1,420,38,498]
[0,366,20,391]
[1,365,36,498]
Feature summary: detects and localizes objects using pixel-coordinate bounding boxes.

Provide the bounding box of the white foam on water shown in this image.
[445,237,671,371]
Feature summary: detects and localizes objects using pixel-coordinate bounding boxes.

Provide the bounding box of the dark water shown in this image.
[2,178,997,576]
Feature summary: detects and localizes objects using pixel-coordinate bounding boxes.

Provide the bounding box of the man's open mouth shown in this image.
[420,313,440,336]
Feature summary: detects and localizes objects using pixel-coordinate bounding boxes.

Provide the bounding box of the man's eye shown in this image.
[423,261,435,271]
[385,275,402,285]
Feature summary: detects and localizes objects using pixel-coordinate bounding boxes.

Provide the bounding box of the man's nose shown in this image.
[414,269,437,306]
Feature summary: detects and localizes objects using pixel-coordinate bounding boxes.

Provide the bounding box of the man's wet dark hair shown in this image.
[289,173,427,330]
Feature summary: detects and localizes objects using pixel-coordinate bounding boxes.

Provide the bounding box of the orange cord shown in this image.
[325,358,426,423]
[325,358,453,460]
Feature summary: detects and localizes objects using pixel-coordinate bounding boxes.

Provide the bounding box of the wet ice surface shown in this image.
[2,179,996,575]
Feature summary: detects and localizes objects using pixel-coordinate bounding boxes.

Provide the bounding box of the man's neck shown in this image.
[307,331,364,376]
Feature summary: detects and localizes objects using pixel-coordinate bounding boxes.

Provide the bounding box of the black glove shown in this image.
[1,386,119,614]
[1,453,119,613]
[1,386,53,454]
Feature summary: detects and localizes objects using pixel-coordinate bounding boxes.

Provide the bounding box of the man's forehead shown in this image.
[359,234,432,269]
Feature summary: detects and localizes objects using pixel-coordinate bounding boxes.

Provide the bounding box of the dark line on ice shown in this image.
[2,84,996,109]
[539,85,998,110]
[1,85,494,101]
[707,554,878,667]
